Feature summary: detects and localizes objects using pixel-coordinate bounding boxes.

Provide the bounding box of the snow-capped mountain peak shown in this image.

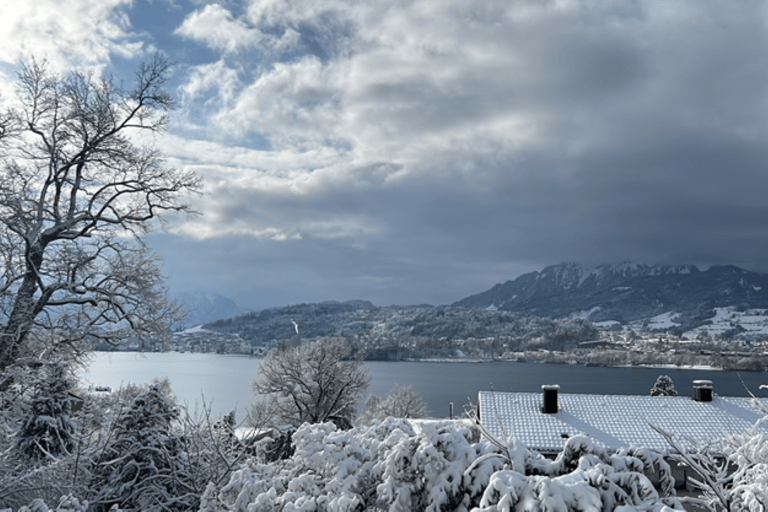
[174,291,245,327]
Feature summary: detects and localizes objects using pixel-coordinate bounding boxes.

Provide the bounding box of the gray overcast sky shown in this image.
[2,0,768,309]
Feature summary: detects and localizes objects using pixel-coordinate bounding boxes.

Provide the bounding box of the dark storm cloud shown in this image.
[41,0,768,308]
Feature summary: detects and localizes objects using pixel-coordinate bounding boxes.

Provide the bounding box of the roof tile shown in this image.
[478,391,768,453]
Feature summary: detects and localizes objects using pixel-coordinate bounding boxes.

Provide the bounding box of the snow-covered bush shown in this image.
[651,394,768,512]
[650,375,678,397]
[725,418,768,512]
[177,407,248,495]
[88,384,192,511]
[201,418,499,512]
[3,494,89,512]
[13,361,77,461]
[473,437,681,511]
[1,377,245,512]
[201,417,684,512]
[0,363,108,508]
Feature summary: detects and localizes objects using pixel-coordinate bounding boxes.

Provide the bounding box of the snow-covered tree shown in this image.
[0,56,199,371]
[88,384,192,511]
[250,337,370,430]
[14,361,77,461]
[651,375,678,396]
[651,393,768,511]
[359,384,430,426]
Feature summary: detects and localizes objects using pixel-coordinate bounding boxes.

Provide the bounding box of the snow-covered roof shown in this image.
[478,390,768,453]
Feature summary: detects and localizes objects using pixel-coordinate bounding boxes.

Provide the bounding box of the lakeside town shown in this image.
[130,313,768,372]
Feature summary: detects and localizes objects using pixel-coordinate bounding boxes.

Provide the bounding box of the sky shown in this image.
[2,0,768,310]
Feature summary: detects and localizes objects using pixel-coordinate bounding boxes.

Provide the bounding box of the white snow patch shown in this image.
[593,320,620,328]
[629,311,680,331]
[577,268,593,287]
[572,306,601,320]
[684,307,768,338]
[174,324,210,335]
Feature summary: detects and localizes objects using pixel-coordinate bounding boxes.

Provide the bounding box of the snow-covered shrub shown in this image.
[14,361,77,461]
[88,384,192,512]
[201,418,501,512]
[473,436,681,512]
[650,375,678,397]
[7,494,89,512]
[201,416,684,512]
[0,362,97,509]
[652,397,768,512]
[722,398,768,511]
[1,377,245,511]
[176,407,248,496]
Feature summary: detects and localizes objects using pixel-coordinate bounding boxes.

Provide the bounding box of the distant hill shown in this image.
[175,291,244,327]
[452,262,768,333]
[203,299,596,349]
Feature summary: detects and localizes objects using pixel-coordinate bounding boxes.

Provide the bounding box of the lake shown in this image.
[79,352,768,421]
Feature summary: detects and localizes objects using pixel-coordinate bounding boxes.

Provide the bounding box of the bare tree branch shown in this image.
[0,55,200,370]
[250,337,370,430]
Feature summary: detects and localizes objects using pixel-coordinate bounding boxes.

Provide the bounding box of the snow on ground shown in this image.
[572,306,601,320]
[592,320,621,328]
[628,311,681,331]
[174,324,209,335]
[684,307,768,338]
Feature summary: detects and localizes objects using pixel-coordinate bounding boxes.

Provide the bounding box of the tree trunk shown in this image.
[0,242,45,371]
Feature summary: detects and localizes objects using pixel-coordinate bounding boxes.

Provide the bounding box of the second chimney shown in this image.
[542,384,560,413]
[693,380,713,402]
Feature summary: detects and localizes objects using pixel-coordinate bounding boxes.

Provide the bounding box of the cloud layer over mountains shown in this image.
[3,1,768,308]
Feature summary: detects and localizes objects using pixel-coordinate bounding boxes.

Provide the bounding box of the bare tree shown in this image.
[0,56,200,370]
[359,384,430,426]
[250,337,370,430]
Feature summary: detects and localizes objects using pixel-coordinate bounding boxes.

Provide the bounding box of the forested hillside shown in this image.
[454,262,768,332]
[202,300,598,356]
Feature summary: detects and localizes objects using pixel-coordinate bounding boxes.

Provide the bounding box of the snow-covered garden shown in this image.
[2,359,768,511]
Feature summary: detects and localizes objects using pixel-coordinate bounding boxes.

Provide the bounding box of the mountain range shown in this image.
[453,262,768,333]
[174,291,244,327]
[184,262,768,341]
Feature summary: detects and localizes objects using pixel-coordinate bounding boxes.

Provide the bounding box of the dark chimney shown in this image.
[542,384,560,413]
[693,380,713,402]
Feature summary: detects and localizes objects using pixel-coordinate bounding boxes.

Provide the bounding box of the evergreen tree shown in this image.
[89,385,192,511]
[651,375,678,396]
[14,361,77,461]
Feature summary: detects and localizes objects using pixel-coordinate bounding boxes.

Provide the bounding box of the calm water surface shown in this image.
[79,352,768,420]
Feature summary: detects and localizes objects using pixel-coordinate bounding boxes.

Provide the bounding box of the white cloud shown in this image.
[0,0,141,71]
[5,0,768,306]
[211,56,346,147]
[174,3,259,53]
[179,58,243,122]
